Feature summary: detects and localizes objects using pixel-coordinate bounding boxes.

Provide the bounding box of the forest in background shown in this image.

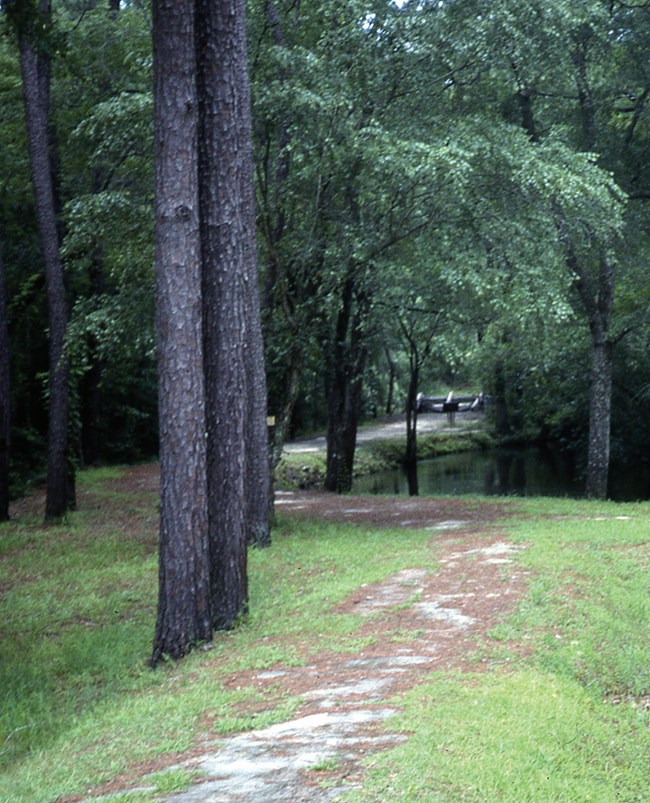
[2,0,650,504]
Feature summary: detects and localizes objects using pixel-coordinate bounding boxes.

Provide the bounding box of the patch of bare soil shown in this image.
[274,489,517,530]
[144,493,528,802]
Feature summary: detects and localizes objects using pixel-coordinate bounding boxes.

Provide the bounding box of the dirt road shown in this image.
[283,411,481,455]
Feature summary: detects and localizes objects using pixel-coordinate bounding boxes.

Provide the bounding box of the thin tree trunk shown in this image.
[586,340,612,498]
[0,223,10,522]
[197,0,261,626]
[384,346,396,416]
[405,363,419,468]
[151,0,212,665]
[17,15,70,522]
[324,274,368,494]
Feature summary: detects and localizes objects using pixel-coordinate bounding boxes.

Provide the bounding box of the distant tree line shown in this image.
[1,0,650,527]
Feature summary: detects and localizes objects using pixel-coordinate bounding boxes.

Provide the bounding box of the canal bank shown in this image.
[278,412,650,500]
[277,411,493,491]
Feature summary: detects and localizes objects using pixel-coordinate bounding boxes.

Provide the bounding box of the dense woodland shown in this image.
[2,0,650,515]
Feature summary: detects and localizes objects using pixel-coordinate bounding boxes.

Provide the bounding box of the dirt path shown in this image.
[283,411,481,455]
[159,491,526,802]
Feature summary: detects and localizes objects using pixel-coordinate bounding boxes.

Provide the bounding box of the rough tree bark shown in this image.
[15,1,71,521]
[0,223,10,521]
[197,0,269,627]
[150,0,212,664]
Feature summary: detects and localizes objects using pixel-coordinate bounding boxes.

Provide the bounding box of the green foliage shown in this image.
[3,0,650,491]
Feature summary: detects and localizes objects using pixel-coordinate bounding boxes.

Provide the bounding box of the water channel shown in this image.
[352,446,650,502]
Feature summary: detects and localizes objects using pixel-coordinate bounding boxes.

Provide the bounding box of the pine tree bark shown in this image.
[0,224,10,522]
[16,6,70,522]
[197,0,269,626]
[150,0,212,664]
[243,255,272,549]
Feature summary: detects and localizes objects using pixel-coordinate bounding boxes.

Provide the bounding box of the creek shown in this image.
[353,446,650,502]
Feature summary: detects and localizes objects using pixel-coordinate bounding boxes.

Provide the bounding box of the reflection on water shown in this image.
[353,447,650,501]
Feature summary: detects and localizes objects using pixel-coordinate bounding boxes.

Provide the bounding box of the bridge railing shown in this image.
[415,392,488,422]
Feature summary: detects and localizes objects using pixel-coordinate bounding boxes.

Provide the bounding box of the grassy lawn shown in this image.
[0,469,648,801]
[350,498,650,802]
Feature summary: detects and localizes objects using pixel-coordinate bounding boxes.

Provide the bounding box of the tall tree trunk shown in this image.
[384,346,396,416]
[243,236,272,549]
[240,13,271,548]
[197,0,267,625]
[0,223,10,522]
[151,0,212,665]
[568,30,614,498]
[16,6,71,522]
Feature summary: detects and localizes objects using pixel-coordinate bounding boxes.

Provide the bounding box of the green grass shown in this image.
[347,496,650,802]
[0,467,439,801]
[348,670,648,802]
[1,469,648,801]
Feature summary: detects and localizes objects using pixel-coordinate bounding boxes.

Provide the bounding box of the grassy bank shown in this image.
[276,418,493,490]
[0,470,648,801]
[350,497,650,801]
